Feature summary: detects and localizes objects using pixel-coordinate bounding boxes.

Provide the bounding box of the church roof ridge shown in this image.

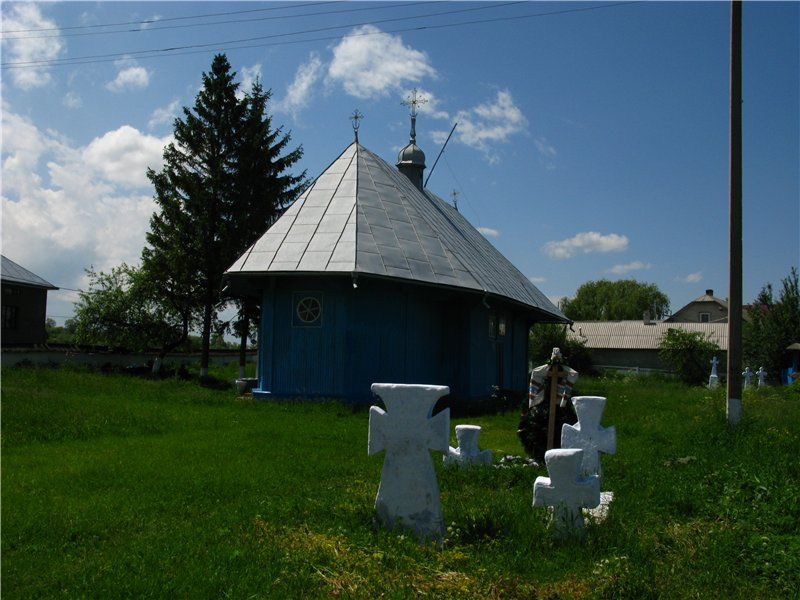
[225,141,565,321]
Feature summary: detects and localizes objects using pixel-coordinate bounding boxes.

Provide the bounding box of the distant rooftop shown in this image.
[568,320,728,351]
[1,255,57,290]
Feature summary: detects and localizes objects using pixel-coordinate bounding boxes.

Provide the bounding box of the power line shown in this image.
[2,2,639,70]
[0,1,334,34]
[2,1,527,68]
[3,1,439,40]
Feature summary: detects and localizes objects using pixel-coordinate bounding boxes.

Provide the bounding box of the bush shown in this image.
[659,328,721,386]
[517,388,577,462]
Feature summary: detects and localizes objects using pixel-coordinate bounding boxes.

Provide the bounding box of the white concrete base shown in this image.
[727,397,742,425]
[708,374,719,389]
[584,491,614,523]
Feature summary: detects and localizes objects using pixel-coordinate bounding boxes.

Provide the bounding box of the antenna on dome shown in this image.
[424,121,458,188]
[350,109,364,143]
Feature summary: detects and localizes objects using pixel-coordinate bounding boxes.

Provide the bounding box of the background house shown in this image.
[665,289,729,323]
[568,319,728,373]
[226,129,566,403]
[1,255,58,346]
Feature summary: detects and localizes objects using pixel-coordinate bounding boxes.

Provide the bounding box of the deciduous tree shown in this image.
[561,279,670,321]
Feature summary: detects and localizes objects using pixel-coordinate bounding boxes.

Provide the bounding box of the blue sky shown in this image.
[2,1,798,324]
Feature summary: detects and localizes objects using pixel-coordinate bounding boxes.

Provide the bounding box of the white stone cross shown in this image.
[443,424,492,467]
[533,448,600,540]
[561,396,616,478]
[709,356,720,388]
[743,366,753,389]
[368,383,450,541]
[757,366,768,388]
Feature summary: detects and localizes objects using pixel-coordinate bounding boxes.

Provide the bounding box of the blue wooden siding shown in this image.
[253,275,533,403]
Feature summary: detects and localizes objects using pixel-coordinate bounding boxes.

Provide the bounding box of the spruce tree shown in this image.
[145,54,304,378]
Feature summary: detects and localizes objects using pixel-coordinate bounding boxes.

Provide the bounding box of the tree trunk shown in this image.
[238,311,249,380]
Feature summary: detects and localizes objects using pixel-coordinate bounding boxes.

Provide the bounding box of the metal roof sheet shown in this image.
[226,142,565,321]
[568,321,728,350]
[0,255,57,289]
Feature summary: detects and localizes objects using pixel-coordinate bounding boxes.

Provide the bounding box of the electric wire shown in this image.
[3,1,441,40]
[442,155,482,229]
[0,1,334,34]
[5,1,640,69]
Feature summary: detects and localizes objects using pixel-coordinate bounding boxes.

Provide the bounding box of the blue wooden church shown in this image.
[225,112,567,403]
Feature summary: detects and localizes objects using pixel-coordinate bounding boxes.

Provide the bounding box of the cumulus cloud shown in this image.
[1,109,170,307]
[83,126,170,188]
[62,91,82,109]
[543,232,629,259]
[106,57,150,92]
[1,4,65,89]
[148,99,181,129]
[274,53,323,116]
[477,227,500,238]
[327,25,436,99]
[433,90,527,163]
[676,271,703,283]
[529,276,547,284]
[607,261,652,275]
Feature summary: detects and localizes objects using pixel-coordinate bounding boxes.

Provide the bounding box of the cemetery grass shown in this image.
[2,368,799,599]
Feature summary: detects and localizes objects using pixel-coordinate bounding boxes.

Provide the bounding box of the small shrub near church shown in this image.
[659,328,721,386]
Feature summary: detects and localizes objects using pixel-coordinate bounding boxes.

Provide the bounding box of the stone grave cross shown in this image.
[561,396,616,478]
[757,366,768,388]
[368,383,450,541]
[709,356,720,388]
[533,448,600,540]
[444,424,492,467]
[742,366,753,389]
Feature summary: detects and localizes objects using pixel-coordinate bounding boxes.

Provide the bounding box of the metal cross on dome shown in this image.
[350,109,364,142]
[401,88,427,143]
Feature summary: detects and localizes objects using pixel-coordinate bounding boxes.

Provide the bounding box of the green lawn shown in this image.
[2,367,798,598]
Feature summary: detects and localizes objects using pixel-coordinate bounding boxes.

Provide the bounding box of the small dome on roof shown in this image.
[397,141,425,167]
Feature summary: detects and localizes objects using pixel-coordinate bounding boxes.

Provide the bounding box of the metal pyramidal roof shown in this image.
[0,255,57,289]
[226,143,566,321]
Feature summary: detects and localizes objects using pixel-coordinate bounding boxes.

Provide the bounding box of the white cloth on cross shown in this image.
[443,424,492,467]
[528,360,579,408]
[368,383,450,541]
[533,448,600,540]
[561,396,616,478]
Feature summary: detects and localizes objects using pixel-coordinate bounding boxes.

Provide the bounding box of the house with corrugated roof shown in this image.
[568,318,728,372]
[1,255,58,346]
[665,289,729,323]
[225,112,566,402]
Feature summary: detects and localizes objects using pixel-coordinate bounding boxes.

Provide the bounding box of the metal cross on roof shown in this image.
[450,189,459,211]
[401,88,427,143]
[350,109,364,142]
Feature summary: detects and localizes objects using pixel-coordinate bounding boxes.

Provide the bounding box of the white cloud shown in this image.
[83,125,171,188]
[433,90,527,163]
[607,261,652,275]
[62,91,82,109]
[676,271,703,283]
[543,232,629,259]
[106,57,150,92]
[534,136,557,170]
[237,63,263,100]
[274,53,323,116]
[139,15,162,30]
[477,227,500,238]
[529,276,547,284]
[327,25,436,99]
[1,109,169,312]
[1,4,65,89]
[148,99,181,129]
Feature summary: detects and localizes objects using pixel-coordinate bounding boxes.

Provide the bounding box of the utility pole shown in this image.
[727,0,743,425]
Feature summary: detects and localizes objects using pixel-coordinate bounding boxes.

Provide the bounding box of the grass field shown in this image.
[2,367,799,598]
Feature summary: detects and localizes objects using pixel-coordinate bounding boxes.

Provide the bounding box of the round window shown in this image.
[296,296,322,324]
